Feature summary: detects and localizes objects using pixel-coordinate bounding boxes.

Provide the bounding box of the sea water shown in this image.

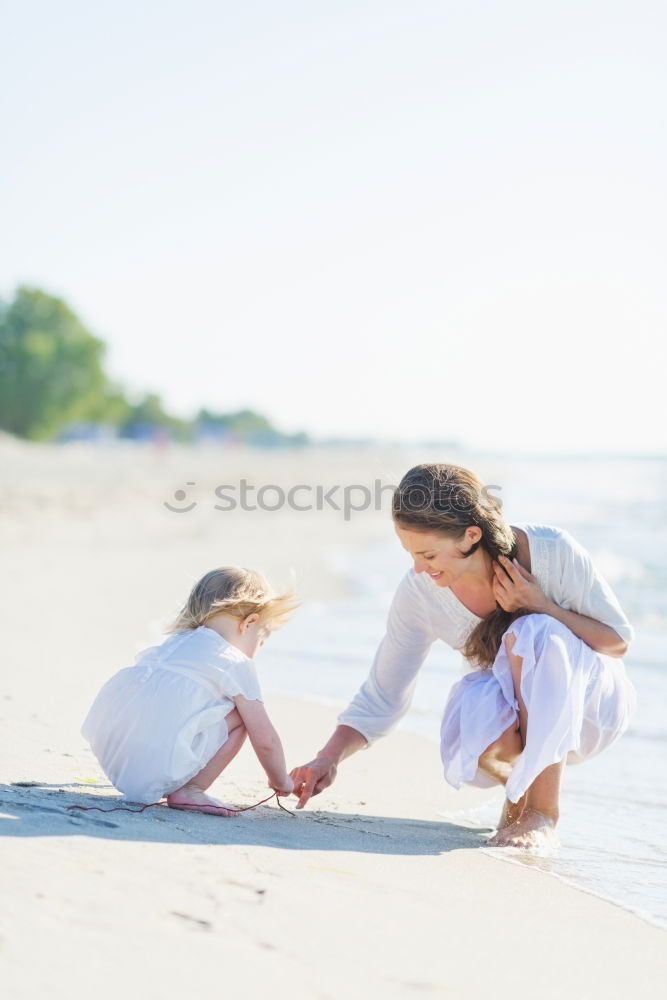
[262,454,667,929]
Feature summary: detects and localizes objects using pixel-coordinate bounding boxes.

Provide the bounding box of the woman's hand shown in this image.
[289,756,338,809]
[492,555,549,613]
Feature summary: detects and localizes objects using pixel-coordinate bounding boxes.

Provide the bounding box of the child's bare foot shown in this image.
[497,795,526,831]
[487,807,560,850]
[167,784,239,816]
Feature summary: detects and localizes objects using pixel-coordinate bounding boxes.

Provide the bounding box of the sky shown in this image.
[1,0,666,453]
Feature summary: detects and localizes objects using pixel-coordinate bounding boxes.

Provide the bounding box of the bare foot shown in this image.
[167,784,239,816]
[487,807,560,850]
[497,795,526,831]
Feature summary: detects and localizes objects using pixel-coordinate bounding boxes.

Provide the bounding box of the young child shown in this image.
[82,567,298,814]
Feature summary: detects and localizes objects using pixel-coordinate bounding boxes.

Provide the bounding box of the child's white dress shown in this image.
[82,626,262,803]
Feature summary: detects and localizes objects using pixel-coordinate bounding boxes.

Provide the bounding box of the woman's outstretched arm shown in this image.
[290,569,436,808]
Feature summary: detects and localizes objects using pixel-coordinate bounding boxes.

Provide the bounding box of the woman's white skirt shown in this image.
[440,613,637,803]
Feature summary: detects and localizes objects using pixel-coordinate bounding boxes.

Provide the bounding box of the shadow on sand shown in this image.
[0,782,493,856]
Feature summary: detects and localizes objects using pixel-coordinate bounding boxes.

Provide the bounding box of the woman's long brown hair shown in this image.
[392,463,528,669]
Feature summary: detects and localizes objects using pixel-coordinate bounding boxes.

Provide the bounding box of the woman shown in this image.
[290,463,636,849]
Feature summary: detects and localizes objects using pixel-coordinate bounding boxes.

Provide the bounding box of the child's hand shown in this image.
[270,776,294,797]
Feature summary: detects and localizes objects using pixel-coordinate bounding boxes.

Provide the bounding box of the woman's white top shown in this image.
[82,626,262,803]
[338,523,635,750]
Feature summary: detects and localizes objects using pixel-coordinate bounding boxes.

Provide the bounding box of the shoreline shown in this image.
[486,847,667,934]
[270,690,667,934]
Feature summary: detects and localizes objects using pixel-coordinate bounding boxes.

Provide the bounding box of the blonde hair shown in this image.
[167,566,299,634]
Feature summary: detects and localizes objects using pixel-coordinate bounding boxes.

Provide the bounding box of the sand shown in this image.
[1,439,665,999]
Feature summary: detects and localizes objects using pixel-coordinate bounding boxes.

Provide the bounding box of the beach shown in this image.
[1,439,665,998]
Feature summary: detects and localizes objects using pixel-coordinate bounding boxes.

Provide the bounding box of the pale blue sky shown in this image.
[1,1,665,451]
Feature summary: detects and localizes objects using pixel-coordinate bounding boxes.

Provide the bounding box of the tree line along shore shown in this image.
[0,286,308,448]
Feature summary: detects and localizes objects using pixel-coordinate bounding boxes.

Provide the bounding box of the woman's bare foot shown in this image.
[487,806,559,850]
[167,784,239,816]
[497,794,526,831]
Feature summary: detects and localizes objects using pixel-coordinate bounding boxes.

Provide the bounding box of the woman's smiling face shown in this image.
[394,523,483,587]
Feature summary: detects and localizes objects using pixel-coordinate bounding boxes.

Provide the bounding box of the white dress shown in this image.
[81,626,262,803]
[338,523,637,803]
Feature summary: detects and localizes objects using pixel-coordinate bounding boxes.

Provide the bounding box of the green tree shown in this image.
[0,285,308,445]
[195,407,273,434]
[124,392,171,426]
[0,287,109,439]
[195,407,309,446]
[120,392,192,440]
